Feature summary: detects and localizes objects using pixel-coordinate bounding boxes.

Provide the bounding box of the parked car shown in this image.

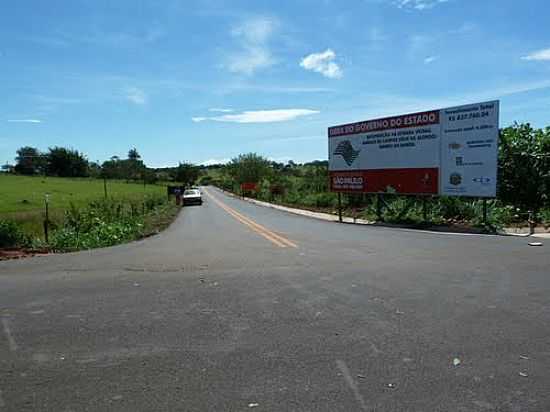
[182,189,203,206]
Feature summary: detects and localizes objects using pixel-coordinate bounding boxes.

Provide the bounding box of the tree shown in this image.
[1,163,14,173]
[498,124,550,215]
[87,162,102,178]
[173,162,200,187]
[100,150,146,181]
[46,147,89,177]
[227,153,271,185]
[142,168,158,184]
[14,146,45,175]
[126,148,146,180]
[128,148,141,161]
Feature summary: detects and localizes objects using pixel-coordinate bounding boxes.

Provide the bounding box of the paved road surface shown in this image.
[1,187,549,411]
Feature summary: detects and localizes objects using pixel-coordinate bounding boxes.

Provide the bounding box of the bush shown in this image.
[50,220,140,251]
[0,220,30,248]
[48,195,167,251]
[300,192,338,208]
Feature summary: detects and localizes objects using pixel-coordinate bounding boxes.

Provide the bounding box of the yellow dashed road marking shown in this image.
[204,189,298,248]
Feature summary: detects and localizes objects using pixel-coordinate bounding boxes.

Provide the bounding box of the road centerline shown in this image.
[203,189,298,248]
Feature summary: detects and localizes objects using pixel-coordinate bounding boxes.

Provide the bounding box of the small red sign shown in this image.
[240,182,257,192]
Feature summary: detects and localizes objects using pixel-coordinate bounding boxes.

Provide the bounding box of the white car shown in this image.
[182,189,203,206]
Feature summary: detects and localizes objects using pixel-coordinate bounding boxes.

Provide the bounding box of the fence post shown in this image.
[43,194,50,243]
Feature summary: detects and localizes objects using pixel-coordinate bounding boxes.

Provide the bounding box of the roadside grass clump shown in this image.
[49,194,174,251]
[0,220,30,248]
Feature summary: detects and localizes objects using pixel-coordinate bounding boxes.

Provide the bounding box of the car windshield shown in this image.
[184,190,199,196]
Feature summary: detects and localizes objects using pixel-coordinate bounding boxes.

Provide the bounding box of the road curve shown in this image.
[1,187,549,411]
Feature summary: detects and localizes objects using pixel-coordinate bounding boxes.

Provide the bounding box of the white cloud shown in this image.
[522,48,550,61]
[227,17,276,75]
[449,22,476,35]
[200,158,231,166]
[7,119,42,123]
[125,87,147,105]
[192,109,319,124]
[424,55,439,64]
[394,0,450,10]
[208,108,234,113]
[221,84,335,94]
[300,49,343,79]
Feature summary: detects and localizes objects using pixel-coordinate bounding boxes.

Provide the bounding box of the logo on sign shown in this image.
[332,175,364,190]
[449,173,462,186]
[333,140,360,166]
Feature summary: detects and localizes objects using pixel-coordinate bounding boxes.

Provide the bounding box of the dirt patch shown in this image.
[0,248,50,261]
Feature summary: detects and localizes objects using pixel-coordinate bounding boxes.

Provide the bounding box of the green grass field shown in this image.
[0,174,167,238]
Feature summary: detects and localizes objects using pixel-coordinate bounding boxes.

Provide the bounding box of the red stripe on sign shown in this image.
[328,110,440,137]
[330,168,438,194]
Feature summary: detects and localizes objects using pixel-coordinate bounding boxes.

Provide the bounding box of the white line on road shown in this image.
[336,359,368,411]
[1,317,18,352]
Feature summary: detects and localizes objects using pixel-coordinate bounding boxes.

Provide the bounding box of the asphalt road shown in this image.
[1,187,549,411]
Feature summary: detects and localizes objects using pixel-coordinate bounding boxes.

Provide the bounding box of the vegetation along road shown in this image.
[1,187,548,411]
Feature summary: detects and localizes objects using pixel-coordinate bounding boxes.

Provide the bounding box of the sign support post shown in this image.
[338,192,343,223]
[422,196,428,222]
[376,194,383,221]
[483,199,488,227]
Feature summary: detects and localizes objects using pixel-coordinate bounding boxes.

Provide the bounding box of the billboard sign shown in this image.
[328,100,499,197]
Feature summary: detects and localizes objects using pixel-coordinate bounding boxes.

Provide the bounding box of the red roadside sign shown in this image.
[240,182,257,192]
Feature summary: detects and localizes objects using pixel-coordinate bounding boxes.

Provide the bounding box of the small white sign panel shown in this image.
[439,101,499,197]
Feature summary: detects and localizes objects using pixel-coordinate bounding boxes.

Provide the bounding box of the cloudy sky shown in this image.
[1,0,549,167]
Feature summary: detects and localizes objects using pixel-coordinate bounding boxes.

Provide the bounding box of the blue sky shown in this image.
[1,0,549,167]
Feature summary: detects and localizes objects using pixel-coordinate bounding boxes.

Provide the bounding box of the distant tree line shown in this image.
[3,146,208,187]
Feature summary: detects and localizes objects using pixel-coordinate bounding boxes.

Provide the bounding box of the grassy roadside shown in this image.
[0,199,180,255]
[0,174,167,240]
[141,200,180,237]
[0,174,181,254]
[222,187,550,233]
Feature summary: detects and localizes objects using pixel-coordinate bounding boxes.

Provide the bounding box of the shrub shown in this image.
[300,192,338,208]
[50,220,140,251]
[48,195,167,251]
[0,220,30,248]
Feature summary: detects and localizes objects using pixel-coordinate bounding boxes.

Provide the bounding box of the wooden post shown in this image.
[338,192,343,223]
[43,194,49,243]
